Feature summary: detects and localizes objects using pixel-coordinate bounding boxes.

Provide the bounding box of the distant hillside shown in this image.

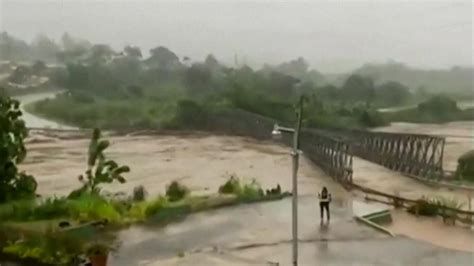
[353,62,473,95]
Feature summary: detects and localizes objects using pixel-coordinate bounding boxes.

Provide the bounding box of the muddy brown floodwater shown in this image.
[346,121,474,211]
[373,121,474,171]
[388,209,474,253]
[14,91,474,258]
[22,133,348,200]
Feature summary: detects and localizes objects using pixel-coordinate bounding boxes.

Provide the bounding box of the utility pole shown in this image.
[272,95,304,266]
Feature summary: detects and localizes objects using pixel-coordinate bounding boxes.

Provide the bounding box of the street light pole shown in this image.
[291,96,304,266]
[272,96,304,266]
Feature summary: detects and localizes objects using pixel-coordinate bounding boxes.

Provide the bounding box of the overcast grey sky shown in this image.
[0,0,472,73]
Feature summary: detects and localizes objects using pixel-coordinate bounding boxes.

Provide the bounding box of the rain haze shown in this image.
[0,0,472,72]
[1,1,474,265]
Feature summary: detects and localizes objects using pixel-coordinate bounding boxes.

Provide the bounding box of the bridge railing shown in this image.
[28,112,445,183]
[321,128,446,180]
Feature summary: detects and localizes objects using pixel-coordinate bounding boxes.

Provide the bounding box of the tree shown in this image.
[418,95,459,114]
[31,60,47,74]
[66,63,89,90]
[126,85,143,97]
[0,93,37,203]
[0,32,31,61]
[184,63,213,96]
[342,74,375,106]
[182,56,191,66]
[8,66,30,84]
[61,32,91,51]
[31,34,60,62]
[376,81,411,106]
[266,71,300,99]
[109,56,142,85]
[124,45,142,58]
[226,65,256,90]
[173,100,209,128]
[87,44,116,64]
[204,54,219,69]
[145,46,182,69]
[316,85,341,102]
[273,57,309,77]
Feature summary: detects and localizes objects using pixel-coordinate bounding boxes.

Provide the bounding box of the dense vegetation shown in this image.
[20,38,415,130]
[383,95,474,124]
[354,62,473,98]
[0,32,88,63]
[2,32,473,129]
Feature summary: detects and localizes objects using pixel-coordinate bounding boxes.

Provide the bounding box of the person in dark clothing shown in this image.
[318,187,331,221]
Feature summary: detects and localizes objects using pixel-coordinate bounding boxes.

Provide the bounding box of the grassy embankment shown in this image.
[0,177,288,264]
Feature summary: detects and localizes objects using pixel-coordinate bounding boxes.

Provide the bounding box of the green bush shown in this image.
[240,180,264,201]
[265,184,282,196]
[418,95,459,114]
[0,94,38,203]
[407,198,439,217]
[144,196,169,217]
[132,185,148,202]
[218,175,242,194]
[68,193,122,223]
[0,200,36,221]
[0,198,70,221]
[30,197,70,220]
[435,196,464,222]
[455,150,474,181]
[2,229,85,265]
[171,100,210,129]
[218,176,265,201]
[0,193,124,223]
[69,128,129,198]
[165,181,189,202]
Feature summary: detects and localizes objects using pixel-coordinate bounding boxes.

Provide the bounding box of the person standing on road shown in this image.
[319,187,331,222]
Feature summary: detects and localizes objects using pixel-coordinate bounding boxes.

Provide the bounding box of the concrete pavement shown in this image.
[108,196,472,265]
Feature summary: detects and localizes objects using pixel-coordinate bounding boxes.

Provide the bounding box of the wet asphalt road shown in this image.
[109,196,473,266]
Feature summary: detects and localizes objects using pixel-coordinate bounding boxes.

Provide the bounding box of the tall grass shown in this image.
[0,194,122,223]
[0,178,288,226]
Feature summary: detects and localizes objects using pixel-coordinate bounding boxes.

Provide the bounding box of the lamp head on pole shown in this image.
[272,124,282,140]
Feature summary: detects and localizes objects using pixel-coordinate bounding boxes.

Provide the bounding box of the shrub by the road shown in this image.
[218,175,242,194]
[165,181,189,202]
[218,176,265,201]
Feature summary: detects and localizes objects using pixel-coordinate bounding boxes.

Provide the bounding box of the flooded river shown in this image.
[4,92,472,264]
[13,91,76,129]
[378,100,474,113]
[373,121,474,171]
